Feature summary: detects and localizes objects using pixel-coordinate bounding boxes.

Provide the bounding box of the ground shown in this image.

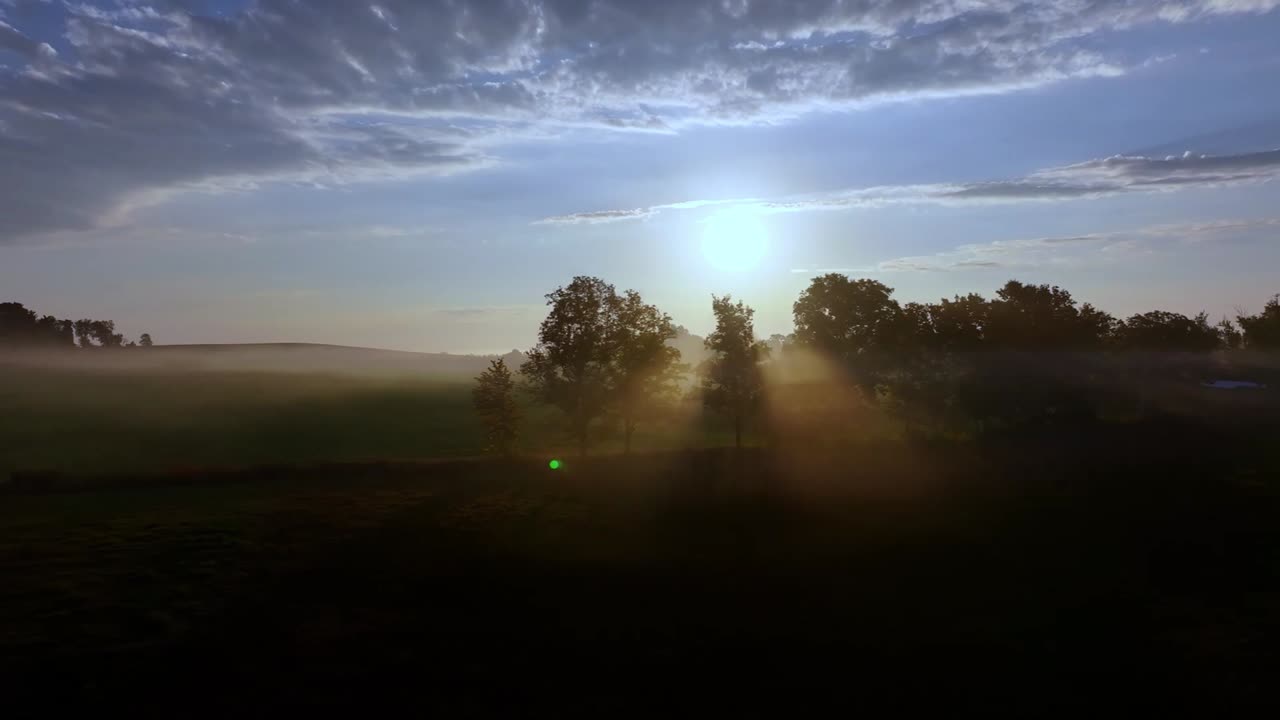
[2,442,1278,714]
[0,366,724,477]
[2,358,1277,713]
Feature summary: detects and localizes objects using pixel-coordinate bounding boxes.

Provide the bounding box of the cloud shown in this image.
[0,19,55,60]
[2,0,1280,239]
[850,218,1280,273]
[539,147,1280,224]
[534,208,657,226]
[775,148,1280,210]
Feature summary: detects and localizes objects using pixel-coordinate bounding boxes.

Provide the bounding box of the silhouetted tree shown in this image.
[1119,311,1220,351]
[522,277,618,457]
[473,359,521,457]
[74,319,123,348]
[607,289,683,454]
[702,296,768,450]
[1217,317,1243,350]
[1237,295,1280,349]
[928,293,989,351]
[899,302,936,351]
[0,302,38,343]
[1,303,76,347]
[792,274,905,386]
[73,319,95,348]
[139,333,154,347]
[39,316,75,346]
[985,280,1115,350]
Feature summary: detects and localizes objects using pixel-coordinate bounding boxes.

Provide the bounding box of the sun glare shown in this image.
[701,209,768,273]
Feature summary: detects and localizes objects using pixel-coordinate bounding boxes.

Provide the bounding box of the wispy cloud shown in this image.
[4,1,1280,240]
[796,218,1280,275]
[538,148,1280,225]
[535,198,753,226]
[533,208,657,226]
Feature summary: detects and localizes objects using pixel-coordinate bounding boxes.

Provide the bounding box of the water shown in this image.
[1202,380,1266,390]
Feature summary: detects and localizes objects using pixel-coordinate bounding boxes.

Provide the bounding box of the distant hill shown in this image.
[2,334,714,379]
[1,342,528,378]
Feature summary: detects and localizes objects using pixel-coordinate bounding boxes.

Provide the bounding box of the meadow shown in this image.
[3,349,1278,713]
[0,363,735,479]
[2,442,1278,714]
[0,366,489,476]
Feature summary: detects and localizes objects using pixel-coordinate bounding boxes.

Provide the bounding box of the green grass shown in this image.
[0,368,496,475]
[2,448,1278,713]
[0,366,750,477]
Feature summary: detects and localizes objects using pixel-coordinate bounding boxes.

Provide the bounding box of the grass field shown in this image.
[3,352,1279,713]
[0,367,488,475]
[0,365,736,477]
[2,444,1278,714]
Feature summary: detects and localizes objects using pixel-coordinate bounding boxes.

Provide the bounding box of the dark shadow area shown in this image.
[2,425,1278,714]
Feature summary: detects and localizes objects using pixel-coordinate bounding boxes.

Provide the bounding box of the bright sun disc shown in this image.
[701,209,768,272]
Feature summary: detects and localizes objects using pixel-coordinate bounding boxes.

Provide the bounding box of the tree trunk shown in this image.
[734,415,743,450]
[624,420,634,455]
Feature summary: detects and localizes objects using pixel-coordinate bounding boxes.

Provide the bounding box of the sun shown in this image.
[701,208,768,273]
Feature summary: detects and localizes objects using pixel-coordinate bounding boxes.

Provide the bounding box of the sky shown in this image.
[2,0,1279,353]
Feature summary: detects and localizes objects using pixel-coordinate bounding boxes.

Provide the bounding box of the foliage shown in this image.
[607,290,684,453]
[522,278,687,456]
[1118,311,1220,351]
[0,303,75,347]
[1217,318,1243,350]
[1238,295,1280,349]
[928,293,989,351]
[472,359,521,456]
[2,302,154,349]
[73,319,125,348]
[521,277,621,456]
[985,280,1116,350]
[701,295,768,449]
[792,274,907,386]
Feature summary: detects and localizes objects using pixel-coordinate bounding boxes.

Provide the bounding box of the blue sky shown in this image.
[2,0,1279,352]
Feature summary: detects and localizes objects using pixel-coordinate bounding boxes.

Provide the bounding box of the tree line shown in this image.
[475,275,1280,456]
[0,302,153,348]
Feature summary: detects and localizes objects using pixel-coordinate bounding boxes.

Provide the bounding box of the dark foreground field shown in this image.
[3,422,1279,715]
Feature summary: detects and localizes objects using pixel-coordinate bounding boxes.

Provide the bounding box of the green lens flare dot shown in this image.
[549,459,562,470]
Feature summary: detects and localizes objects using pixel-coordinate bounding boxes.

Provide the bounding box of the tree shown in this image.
[1237,295,1280,349]
[607,289,683,454]
[1118,311,1220,351]
[139,333,154,347]
[37,316,76,347]
[522,277,618,457]
[898,301,936,351]
[1,303,76,347]
[71,319,123,348]
[702,295,768,450]
[0,302,38,344]
[985,280,1115,350]
[73,319,95,348]
[1217,317,1243,350]
[928,293,989,351]
[792,274,905,385]
[473,359,521,457]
